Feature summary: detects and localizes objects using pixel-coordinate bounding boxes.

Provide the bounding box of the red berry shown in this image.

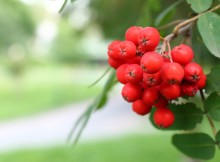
[154,95,169,109]
[197,73,207,89]
[125,26,143,45]
[153,107,175,128]
[142,87,158,106]
[140,51,163,74]
[161,62,184,84]
[132,99,152,115]
[108,57,123,69]
[107,40,121,60]
[121,83,142,102]
[184,62,203,83]
[160,83,181,100]
[137,45,147,56]
[125,64,143,83]
[181,82,198,97]
[171,44,194,66]
[143,71,162,87]
[116,64,129,84]
[137,27,160,51]
[118,41,136,61]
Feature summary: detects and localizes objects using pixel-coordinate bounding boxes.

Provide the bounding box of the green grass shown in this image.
[0,134,219,162]
[0,65,103,119]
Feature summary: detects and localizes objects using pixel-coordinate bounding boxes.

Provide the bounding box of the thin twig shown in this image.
[160,23,194,55]
[158,19,185,30]
[173,4,220,35]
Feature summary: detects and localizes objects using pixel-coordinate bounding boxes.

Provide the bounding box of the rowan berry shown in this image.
[197,73,207,89]
[125,64,143,83]
[140,51,163,74]
[107,40,121,60]
[132,99,152,115]
[153,107,175,128]
[160,83,181,100]
[154,95,169,109]
[184,62,203,83]
[116,64,129,84]
[118,41,136,61]
[161,62,184,84]
[108,57,123,69]
[137,27,160,51]
[181,82,198,97]
[142,87,158,106]
[171,44,194,66]
[143,71,162,87]
[125,26,143,45]
[121,83,142,102]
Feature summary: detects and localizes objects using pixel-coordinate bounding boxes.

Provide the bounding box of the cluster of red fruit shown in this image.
[107,26,206,128]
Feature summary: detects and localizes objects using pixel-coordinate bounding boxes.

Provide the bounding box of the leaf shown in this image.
[97,94,108,109]
[59,0,68,13]
[150,103,203,130]
[172,133,216,160]
[186,0,213,13]
[154,0,183,26]
[204,92,220,121]
[96,70,116,109]
[67,70,116,144]
[198,12,220,58]
[216,130,220,144]
[205,65,220,94]
[88,67,111,88]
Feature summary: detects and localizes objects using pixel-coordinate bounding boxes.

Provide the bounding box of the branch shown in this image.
[173,4,220,35]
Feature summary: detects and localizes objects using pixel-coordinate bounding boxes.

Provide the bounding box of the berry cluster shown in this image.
[107,26,206,128]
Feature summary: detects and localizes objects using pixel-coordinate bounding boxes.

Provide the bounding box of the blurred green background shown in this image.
[0,0,219,162]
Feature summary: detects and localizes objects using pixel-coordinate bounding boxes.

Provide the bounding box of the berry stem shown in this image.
[167,41,173,62]
[173,4,220,35]
[160,23,193,57]
[199,89,220,149]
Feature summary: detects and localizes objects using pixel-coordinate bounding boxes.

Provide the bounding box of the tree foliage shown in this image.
[0,1,35,53]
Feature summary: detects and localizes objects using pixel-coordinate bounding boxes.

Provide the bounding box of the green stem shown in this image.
[173,4,220,35]
[199,90,219,149]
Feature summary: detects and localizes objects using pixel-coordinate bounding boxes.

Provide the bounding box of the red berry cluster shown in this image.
[107,26,206,128]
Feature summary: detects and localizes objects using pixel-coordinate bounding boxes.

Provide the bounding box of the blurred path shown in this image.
[0,94,157,153]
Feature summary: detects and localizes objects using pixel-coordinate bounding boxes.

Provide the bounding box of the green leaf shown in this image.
[59,0,68,13]
[88,67,111,88]
[150,103,203,130]
[186,0,213,13]
[67,70,116,144]
[154,0,183,26]
[204,92,220,121]
[198,12,220,58]
[97,94,108,109]
[172,133,216,160]
[216,130,220,144]
[96,70,116,109]
[205,65,220,94]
